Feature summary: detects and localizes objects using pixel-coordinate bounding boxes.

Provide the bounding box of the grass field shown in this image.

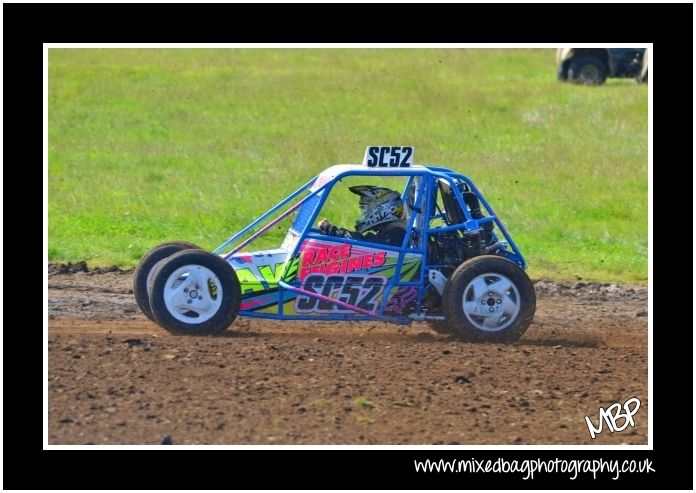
[48,48,648,282]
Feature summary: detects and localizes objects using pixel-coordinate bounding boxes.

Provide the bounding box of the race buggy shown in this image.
[134,146,536,342]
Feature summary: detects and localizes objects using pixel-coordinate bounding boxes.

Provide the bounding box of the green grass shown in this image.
[353,396,376,411]
[48,48,648,282]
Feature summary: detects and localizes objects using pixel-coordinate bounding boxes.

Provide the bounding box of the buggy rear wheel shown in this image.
[133,241,200,322]
[149,249,241,335]
[442,255,535,342]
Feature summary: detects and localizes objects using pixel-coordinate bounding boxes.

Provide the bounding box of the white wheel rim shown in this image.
[462,272,520,332]
[162,264,223,324]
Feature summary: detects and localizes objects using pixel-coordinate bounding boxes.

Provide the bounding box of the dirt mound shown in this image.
[533,279,647,302]
[49,262,133,276]
[48,261,89,274]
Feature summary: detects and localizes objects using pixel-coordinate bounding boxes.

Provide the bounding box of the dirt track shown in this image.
[47,267,649,445]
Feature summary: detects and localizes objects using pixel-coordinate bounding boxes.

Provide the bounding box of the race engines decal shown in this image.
[229,241,420,316]
[292,239,420,315]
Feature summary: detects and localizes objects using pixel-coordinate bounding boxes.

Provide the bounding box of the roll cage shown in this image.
[213,164,526,324]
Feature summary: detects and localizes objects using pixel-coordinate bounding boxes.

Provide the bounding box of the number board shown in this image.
[362,146,414,168]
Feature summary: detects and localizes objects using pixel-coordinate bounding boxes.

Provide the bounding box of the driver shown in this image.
[317,185,406,247]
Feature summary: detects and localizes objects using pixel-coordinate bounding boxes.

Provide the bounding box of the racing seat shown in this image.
[437,179,494,242]
[438,181,465,225]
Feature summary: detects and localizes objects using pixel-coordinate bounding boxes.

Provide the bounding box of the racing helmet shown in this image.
[349,185,404,233]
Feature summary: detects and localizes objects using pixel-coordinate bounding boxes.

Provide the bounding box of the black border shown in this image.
[9,2,691,490]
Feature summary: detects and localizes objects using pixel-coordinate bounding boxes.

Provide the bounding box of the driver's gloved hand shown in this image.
[318,218,332,235]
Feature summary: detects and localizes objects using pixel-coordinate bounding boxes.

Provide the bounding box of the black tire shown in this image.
[557,60,570,82]
[149,249,241,335]
[428,320,454,335]
[568,56,608,85]
[442,255,535,342]
[133,241,200,322]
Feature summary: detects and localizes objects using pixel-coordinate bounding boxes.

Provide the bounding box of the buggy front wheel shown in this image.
[149,249,241,335]
[133,241,200,322]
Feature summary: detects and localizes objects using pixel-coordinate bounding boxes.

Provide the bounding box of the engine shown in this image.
[428,225,498,275]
